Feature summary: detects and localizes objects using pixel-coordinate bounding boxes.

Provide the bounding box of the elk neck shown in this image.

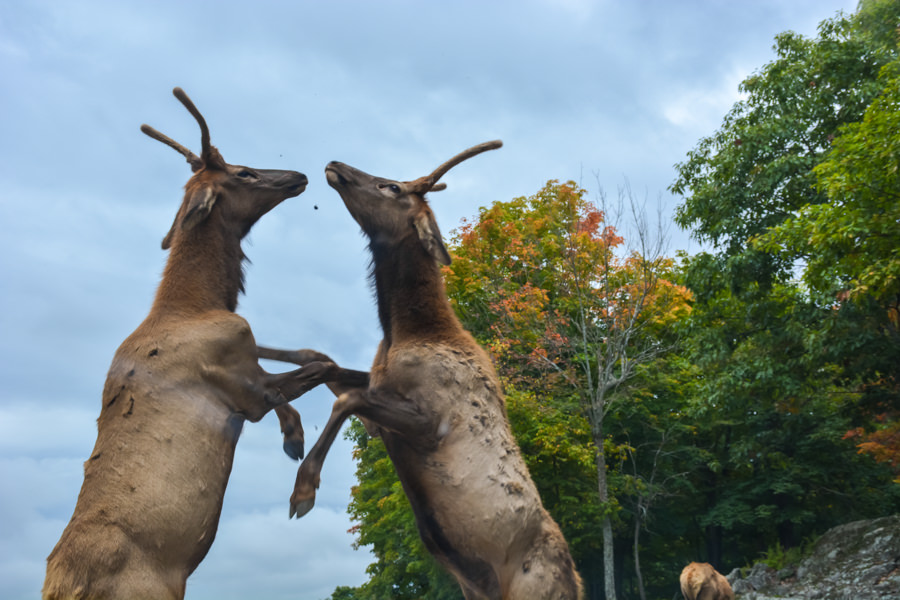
[370,234,460,347]
[151,211,246,315]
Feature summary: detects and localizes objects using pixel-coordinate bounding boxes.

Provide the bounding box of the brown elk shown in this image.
[42,88,367,600]
[264,142,583,600]
[680,562,735,600]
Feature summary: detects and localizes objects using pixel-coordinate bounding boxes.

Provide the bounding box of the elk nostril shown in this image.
[324,162,347,186]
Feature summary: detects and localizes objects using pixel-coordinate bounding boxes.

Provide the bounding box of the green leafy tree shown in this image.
[752,52,900,476]
[672,0,898,292]
[670,1,900,560]
[671,261,900,565]
[610,356,698,600]
[755,57,900,302]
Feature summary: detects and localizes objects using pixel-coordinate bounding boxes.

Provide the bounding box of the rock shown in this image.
[744,562,773,590]
[731,578,755,595]
[776,566,795,581]
[730,515,900,599]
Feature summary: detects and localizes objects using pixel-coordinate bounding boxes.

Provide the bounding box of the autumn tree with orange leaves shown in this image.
[445,180,690,600]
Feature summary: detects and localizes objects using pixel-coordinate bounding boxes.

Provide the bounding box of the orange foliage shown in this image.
[445,180,690,390]
[844,416,900,482]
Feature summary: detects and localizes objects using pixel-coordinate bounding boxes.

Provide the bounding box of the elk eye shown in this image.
[388,184,401,194]
[237,170,254,179]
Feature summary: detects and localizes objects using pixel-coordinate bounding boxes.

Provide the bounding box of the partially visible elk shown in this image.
[680,562,735,600]
[266,142,583,599]
[43,88,367,600]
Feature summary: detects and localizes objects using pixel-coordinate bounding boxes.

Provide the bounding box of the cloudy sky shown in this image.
[0,1,857,598]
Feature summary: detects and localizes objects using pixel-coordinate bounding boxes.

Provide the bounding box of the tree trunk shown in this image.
[597,439,617,600]
[706,522,723,570]
[633,503,646,600]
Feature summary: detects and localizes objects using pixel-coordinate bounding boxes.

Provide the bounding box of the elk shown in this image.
[680,562,735,600]
[43,88,367,600]
[265,142,583,599]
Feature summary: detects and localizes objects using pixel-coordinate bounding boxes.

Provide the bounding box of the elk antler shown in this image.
[140,124,204,172]
[408,140,502,193]
[141,88,226,172]
[172,87,212,161]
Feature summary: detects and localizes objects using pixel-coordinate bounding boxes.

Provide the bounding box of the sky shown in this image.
[0,1,858,599]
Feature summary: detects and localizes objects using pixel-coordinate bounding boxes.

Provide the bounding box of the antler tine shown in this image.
[414,140,503,192]
[172,87,211,158]
[140,124,204,172]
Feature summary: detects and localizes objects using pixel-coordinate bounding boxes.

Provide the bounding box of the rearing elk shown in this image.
[43,88,367,600]
[263,142,583,600]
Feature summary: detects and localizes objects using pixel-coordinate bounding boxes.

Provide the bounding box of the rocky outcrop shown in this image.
[727,515,900,600]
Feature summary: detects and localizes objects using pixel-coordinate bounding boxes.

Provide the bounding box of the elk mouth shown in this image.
[282,172,309,197]
[325,162,350,188]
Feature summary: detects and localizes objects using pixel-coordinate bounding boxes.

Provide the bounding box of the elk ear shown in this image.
[414,211,452,266]
[181,184,218,231]
[161,223,176,250]
[161,184,218,250]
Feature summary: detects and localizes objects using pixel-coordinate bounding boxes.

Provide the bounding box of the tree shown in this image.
[672,0,897,291]
[753,54,900,476]
[610,356,697,600]
[670,0,899,368]
[755,58,900,303]
[445,180,690,599]
[671,260,900,563]
[335,7,900,597]
[670,1,900,551]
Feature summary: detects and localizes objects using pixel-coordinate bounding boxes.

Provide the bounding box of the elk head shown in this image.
[142,87,309,249]
[324,140,502,265]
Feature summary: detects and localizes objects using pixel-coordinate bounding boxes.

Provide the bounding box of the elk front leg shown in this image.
[258,346,321,365]
[261,357,367,459]
[263,362,369,402]
[258,346,370,397]
[290,389,363,518]
[274,404,304,460]
[290,386,437,518]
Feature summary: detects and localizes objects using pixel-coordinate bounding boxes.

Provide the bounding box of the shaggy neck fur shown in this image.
[370,233,460,348]
[152,210,246,315]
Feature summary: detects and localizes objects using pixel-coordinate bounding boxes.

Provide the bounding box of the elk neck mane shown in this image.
[367,232,459,346]
[154,192,248,314]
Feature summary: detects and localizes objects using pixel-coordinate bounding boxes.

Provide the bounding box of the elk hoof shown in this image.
[282,437,304,461]
[289,496,315,519]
